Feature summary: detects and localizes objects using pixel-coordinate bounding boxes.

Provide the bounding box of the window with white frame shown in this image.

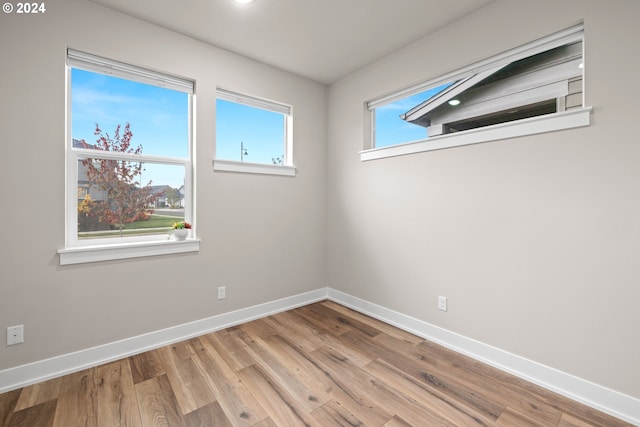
[60,49,197,265]
[214,88,295,176]
[363,24,589,161]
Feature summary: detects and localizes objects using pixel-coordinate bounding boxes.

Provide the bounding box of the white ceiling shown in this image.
[90,0,495,84]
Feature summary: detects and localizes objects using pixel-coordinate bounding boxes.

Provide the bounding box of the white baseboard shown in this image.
[0,288,328,395]
[327,288,640,426]
[1,287,637,425]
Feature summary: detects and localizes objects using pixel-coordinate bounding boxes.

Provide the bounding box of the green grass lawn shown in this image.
[78,214,184,238]
[122,214,182,229]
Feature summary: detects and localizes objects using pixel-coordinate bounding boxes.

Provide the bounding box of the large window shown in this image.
[363,24,589,161]
[60,50,197,264]
[214,88,295,176]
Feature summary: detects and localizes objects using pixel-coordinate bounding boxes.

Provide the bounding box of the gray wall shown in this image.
[327,0,640,399]
[0,0,326,371]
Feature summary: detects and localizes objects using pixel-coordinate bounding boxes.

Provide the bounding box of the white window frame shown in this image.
[362,24,591,161]
[213,88,296,176]
[59,49,199,265]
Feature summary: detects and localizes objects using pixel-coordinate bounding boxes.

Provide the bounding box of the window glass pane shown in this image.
[216,98,286,165]
[77,160,185,239]
[373,40,583,148]
[71,68,189,158]
[374,82,454,148]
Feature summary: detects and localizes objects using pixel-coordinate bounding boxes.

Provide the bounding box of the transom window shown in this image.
[363,24,588,161]
[60,49,197,264]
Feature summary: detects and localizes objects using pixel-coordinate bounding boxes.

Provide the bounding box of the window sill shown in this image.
[360,107,592,161]
[58,238,200,265]
[213,159,296,176]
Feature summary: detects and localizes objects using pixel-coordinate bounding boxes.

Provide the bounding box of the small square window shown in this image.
[214,88,294,175]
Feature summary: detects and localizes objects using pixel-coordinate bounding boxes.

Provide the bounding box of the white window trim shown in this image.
[60,49,198,265]
[213,159,296,176]
[59,239,200,265]
[363,24,588,161]
[360,107,591,161]
[214,88,295,175]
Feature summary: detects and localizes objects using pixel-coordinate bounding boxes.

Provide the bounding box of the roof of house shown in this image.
[400,41,583,129]
[400,64,506,127]
[73,138,96,149]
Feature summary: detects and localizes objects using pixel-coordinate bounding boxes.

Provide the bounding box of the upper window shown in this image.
[363,24,589,161]
[214,88,295,176]
[60,49,197,264]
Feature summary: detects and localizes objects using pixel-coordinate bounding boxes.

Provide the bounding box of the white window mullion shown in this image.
[72,148,188,165]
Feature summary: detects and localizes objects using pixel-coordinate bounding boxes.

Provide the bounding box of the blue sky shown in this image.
[215,99,285,164]
[71,68,189,188]
[374,81,454,148]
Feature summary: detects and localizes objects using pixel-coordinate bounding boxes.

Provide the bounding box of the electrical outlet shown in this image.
[7,325,24,346]
[438,296,448,312]
[218,286,226,300]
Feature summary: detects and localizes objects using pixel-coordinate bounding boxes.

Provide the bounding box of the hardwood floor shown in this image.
[0,301,633,427]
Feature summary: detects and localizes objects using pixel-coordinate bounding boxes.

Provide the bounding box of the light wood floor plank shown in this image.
[182,401,232,427]
[383,414,413,427]
[307,345,398,425]
[134,375,184,427]
[496,406,547,426]
[13,377,60,412]
[307,301,383,338]
[249,418,277,427]
[0,301,634,427]
[261,334,334,404]
[188,336,268,426]
[157,343,216,415]
[0,389,21,427]
[259,310,327,352]
[558,412,600,427]
[296,305,353,336]
[364,358,496,426]
[372,331,510,419]
[320,300,424,345]
[129,349,165,385]
[203,329,255,372]
[414,339,566,425]
[310,399,367,426]
[96,359,142,427]
[236,364,315,427]
[311,345,456,427]
[9,400,56,427]
[52,369,97,427]
[235,329,326,414]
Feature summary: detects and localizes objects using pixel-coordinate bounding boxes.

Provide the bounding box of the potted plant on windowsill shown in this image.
[172,221,191,241]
